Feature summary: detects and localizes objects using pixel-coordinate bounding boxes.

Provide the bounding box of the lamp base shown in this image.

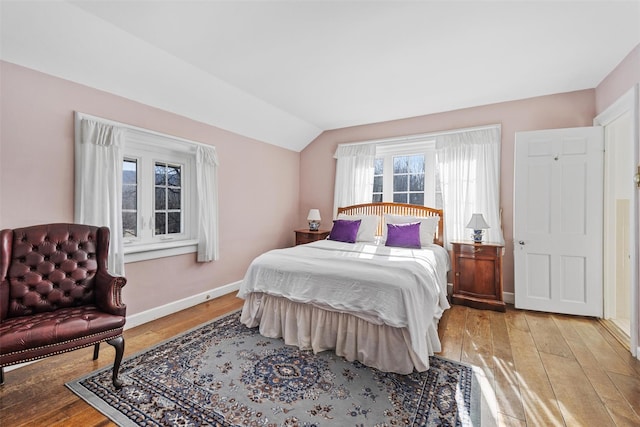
[308,221,320,231]
[471,229,484,243]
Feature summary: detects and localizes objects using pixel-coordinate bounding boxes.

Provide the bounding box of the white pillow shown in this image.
[383,214,440,247]
[337,214,379,242]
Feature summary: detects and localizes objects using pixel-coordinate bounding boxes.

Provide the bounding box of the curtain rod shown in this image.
[75,111,215,150]
[337,123,501,148]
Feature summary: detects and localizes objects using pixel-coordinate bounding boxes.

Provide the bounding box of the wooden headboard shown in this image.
[337,202,444,246]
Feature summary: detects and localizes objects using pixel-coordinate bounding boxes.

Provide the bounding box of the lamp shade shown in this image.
[466,213,490,230]
[307,209,321,221]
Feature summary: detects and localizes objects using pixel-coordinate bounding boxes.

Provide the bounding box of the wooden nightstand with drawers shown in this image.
[294,229,330,246]
[451,241,505,312]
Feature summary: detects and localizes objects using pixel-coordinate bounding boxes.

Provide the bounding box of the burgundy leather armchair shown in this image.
[0,223,126,388]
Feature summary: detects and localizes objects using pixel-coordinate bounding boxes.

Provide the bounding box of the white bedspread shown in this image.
[237,240,451,368]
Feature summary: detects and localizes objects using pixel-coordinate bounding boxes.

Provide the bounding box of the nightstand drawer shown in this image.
[294,229,330,245]
[456,244,500,258]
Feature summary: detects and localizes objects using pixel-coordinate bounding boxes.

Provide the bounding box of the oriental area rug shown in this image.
[67,310,480,426]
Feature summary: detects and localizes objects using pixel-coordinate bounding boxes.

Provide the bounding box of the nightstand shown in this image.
[294,229,330,245]
[451,241,505,312]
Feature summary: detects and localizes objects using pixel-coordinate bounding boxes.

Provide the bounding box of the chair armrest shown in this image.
[94,269,127,317]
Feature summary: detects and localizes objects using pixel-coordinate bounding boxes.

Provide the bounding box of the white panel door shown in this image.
[514,127,604,316]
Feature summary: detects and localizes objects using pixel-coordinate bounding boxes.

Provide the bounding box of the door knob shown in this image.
[518,240,525,245]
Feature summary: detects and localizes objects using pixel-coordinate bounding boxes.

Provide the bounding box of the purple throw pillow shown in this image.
[328,219,361,243]
[385,222,421,248]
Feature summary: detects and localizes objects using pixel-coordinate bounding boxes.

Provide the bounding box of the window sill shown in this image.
[124,239,198,263]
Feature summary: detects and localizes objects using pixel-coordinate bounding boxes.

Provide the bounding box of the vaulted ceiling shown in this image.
[2,1,639,151]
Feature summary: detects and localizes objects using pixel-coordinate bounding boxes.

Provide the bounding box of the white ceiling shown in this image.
[2,1,639,151]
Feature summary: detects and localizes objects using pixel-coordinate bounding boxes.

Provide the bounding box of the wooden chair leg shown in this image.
[93,342,100,360]
[107,336,125,389]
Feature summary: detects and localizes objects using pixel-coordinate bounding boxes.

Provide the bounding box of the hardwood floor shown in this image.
[438,304,640,426]
[1,293,638,426]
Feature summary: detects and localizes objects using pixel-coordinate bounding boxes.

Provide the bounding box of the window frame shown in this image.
[374,140,440,208]
[121,128,198,263]
[391,153,426,205]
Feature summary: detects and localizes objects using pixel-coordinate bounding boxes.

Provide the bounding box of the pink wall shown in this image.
[0,61,300,315]
[2,40,637,326]
[596,43,640,114]
[299,90,597,295]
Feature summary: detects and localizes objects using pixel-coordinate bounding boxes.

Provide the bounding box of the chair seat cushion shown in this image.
[0,305,125,355]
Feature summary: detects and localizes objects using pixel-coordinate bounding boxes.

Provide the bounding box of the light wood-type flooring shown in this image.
[1,292,638,426]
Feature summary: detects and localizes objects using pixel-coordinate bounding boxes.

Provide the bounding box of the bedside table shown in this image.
[451,241,505,312]
[294,229,330,245]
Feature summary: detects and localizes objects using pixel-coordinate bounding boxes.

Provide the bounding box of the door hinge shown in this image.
[634,165,640,189]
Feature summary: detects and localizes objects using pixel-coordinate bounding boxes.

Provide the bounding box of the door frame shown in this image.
[594,84,640,358]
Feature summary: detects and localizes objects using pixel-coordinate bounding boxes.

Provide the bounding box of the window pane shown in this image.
[122,212,137,238]
[167,166,181,186]
[155,212,166,235]
[155,164,166,185]
[122,159,138,238]
[408,155,425,174]
[393,193,407,203]
[372,193,383,203]
[409,193,424,205]
[373,176,383,193]
[393,175,408,192]
[168,212,181,234]
[168,188,181,210]
[123,160,137,184]
[122,185,137,210]
[374,158,384,175]
[393,156,408,174]
[154,162,182,236]
[410,173,424,191]
[155,187,166,210]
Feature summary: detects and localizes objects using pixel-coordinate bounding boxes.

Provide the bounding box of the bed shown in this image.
[237,202,450,374]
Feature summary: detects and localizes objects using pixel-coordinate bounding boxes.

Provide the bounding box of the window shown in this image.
[154,162,182,236]
[373,141,442,208]
[121,130,197,262]
[392,154,425,205]
[75,112,220,268]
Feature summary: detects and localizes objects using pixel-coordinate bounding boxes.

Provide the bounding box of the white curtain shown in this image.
[196,145,219,262]
[333,144,376,217]
[75,118,125,276]
[436,127,504,250]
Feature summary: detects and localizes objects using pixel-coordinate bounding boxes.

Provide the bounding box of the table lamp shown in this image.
[466,213,489,243]
[307,209,321,231]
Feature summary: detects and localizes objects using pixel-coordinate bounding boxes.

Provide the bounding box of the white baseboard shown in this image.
[503,292,514,305]
[4,281,242,374]
[125,280,242,330]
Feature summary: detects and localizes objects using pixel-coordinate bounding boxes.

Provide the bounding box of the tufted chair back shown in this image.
[0,223,108,320]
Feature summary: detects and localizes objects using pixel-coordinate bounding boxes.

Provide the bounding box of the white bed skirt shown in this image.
[240,292,433,374]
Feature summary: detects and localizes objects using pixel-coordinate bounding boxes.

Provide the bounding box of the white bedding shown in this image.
[237,239,451,371]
